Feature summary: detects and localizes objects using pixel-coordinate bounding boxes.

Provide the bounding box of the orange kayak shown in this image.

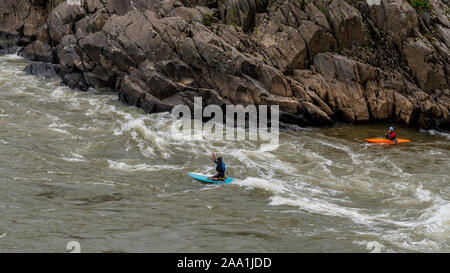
[365,138,410,144]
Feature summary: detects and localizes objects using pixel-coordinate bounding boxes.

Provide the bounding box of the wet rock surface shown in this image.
[23,62,60,78]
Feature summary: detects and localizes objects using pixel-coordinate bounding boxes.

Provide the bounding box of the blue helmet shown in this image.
[389,127,394,131]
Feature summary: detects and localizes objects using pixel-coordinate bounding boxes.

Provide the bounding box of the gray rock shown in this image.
[23,62,60,78]
[62,72,89,91]
[0,41,20,55]
[0,0,448,130]
[20,40,54,62]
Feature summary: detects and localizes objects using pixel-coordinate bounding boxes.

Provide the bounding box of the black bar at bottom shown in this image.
[1,253,446,272]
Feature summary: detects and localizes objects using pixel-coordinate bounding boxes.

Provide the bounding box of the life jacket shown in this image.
[388,131,396,139]
[216,161,225,173]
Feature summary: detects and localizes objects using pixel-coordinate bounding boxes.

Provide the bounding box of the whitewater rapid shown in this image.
[0,53,449,252]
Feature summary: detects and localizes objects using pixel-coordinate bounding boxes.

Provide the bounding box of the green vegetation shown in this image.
[203,13,213,27]
[226,9,239,27]
[408,0,432,12]
[226,22,238,27]
[319,6,327,15]
[232,9,238,21]
[425,33,436,43]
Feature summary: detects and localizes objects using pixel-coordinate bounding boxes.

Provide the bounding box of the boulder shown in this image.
[23,62,60,78]
[56,34,83,74]
[327,0,369,49]
[20,40,54,63]
[403,38,448,91]
[393,92,413,125]
[301,101,333,125]
[47,2,86,44]
[369,0,418,46]
[365,82,394,120]
[118,75,173,113]
[219,0,267,31]
[305,3,330,31]
[0,41,20,55]
[257,20,308,72]
[62,72,89,91]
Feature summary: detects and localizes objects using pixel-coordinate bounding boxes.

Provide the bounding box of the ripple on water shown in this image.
[0,56,449,252]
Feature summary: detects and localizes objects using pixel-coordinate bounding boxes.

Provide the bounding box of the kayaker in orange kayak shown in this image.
[385,127,397,142]
[365,127,410,144]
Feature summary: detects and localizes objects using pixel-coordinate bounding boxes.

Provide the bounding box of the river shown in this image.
[0,53,449,253]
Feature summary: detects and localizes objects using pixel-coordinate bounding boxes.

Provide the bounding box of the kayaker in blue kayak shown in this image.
[209,152,226,181]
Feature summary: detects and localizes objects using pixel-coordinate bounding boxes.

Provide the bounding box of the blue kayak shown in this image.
[188,172,234,184]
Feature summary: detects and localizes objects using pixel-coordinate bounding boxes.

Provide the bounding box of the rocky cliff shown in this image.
[1,0,449,130]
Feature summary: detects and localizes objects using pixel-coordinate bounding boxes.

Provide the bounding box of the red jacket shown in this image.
[387,131,396,139]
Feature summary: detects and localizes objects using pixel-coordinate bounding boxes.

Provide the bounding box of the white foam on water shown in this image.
[302,149,334,166]
[414,184,433,203]
[49,127,71,135]
[49,85,72,100]
[228,147,296,177]
[416,202,450,239]
[107,160,178,172]
[354,190,450,252]
[113,115,171,158]
[353,239,390,252]
[0,232,7,239]
[87,181,117,187]
[85,99,118,117]
[428,150,445,155]
[391,163,412,178]
[236,177,287,194]
[131,131,155,157]
[47,114,74,135]
[365,155,412,179]
[291,180,341,198]
[315,138,363,164]
[377,231,442,252]
[421,129,450,139]
[365,241,385,253]
[116,116,147,135]
[62,152,86,162]
[49,120,74,129]
[258,142,279,152]
[78,124,97,132]
[236,174,381,226]
[62,157,84,162]
[165,118,193,142]
[270,194,376,225]
[0,53,23,61]
[157,184,221,198]
[228,148,259,170]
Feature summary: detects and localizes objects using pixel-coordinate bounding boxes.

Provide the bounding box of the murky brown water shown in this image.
[0,54,449,252]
